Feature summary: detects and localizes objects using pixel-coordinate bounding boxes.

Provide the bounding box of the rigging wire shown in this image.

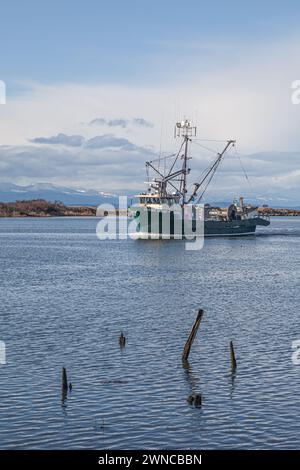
[186,139,227,195]
[192,142,235,203]
[186,161,214,195]
[159,117,163,174]
[197,151,227,203]
[195,162,220,203]
[146,164,150,189]
[233,146,255,197]
[193,145,255,204]
[191,140,219,154]
[167,139,185,176]
[193,138,228,143]
[145,134,241,203]
[148,152,177,164]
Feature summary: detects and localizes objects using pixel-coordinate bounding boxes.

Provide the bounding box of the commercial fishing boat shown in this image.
[130,119,270,238]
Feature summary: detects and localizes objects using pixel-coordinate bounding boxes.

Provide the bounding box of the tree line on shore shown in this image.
[0,199,96,217]
[0,199,299,217]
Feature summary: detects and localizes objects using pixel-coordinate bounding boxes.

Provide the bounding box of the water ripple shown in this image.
[0,216,299,449]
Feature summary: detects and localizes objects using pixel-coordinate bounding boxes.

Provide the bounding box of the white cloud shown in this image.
[30,133,84,147]
[0,33,300,199]
[89,118,129,128]
[88,117,153,128]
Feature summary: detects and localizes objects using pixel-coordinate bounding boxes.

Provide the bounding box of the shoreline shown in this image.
[0,200,300,218]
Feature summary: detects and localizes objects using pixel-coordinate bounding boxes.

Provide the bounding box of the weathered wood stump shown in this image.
[182,309,204,362]
[62,367,68,393]
[230,341,237,372]
[119,332,126,347]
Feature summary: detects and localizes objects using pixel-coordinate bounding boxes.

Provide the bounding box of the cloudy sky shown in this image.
[1,0,300,202]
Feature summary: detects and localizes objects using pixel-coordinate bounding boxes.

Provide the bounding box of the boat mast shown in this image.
[175,120,197,205]
[181,134,188,204]
[144,121,234,206]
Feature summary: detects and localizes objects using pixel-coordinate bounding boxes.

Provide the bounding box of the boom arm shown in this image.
[187,140,235,204]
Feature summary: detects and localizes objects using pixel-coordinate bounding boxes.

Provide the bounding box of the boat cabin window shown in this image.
[139,196,180,205]
[139,197,159,204]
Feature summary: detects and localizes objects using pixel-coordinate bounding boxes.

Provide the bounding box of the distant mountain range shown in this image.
[0,183,118,206]
[0,182,299,208]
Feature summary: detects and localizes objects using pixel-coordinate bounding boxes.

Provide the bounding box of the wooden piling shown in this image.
[230,341,237,372]
[194,394,202,407]
[62,367,68,392]
[119,332,126,347]
[187,395,194,405]
[182,309,204,362]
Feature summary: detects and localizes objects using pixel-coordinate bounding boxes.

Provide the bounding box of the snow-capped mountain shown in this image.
[0,183,118,205]
[0,182,299,208]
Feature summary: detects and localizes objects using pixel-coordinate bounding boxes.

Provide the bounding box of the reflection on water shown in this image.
[183,360,201,394]
[0,216,300,449]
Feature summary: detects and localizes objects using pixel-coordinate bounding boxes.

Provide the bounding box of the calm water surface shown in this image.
[0,216,299,449]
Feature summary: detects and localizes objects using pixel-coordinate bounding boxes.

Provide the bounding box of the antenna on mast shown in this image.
[174,119,197,138]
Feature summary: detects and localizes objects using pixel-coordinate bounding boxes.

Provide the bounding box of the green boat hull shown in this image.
[133,208,270,238]
[204,217,269,236]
